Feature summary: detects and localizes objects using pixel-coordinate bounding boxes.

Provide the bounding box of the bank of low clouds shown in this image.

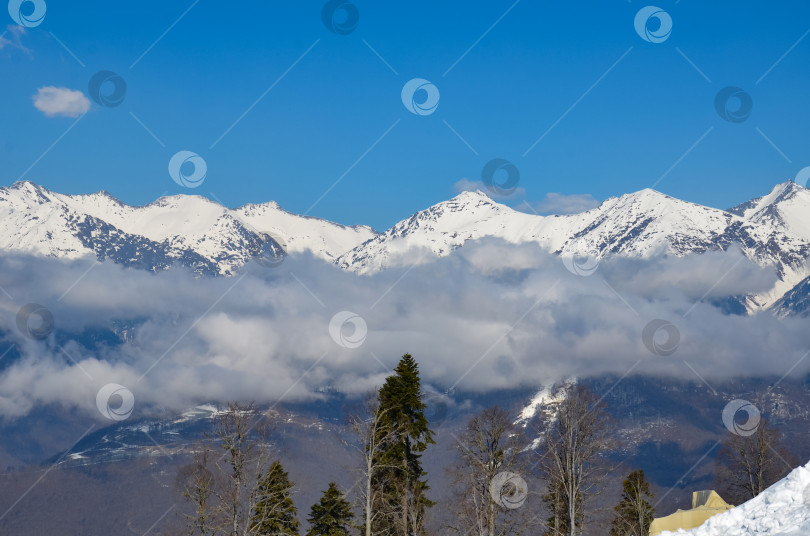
[0,241,804,420]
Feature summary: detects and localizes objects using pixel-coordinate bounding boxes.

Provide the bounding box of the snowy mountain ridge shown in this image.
[2,180,810,313]
[337,181,810,313]
[0,181,376,275]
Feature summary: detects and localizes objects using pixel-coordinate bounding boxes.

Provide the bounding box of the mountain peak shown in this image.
[429,189,517,218]
[760,180,805,201]
[7,180,50,194]
[450,189,500,204]
[148,193,224,210]
[87,189,117,199]
[9,180,41,188]
[239,200,282,211]
[3,180,56,205]
[602,187,682,214]
[775,179,806,197]
[625,187,672,201]
[727,180,809,219]
[75,189,124,207]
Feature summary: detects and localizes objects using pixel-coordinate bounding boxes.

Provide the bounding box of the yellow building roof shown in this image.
[649,490,734,536]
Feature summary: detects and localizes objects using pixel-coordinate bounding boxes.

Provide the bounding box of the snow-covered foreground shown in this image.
[662,461,810,535]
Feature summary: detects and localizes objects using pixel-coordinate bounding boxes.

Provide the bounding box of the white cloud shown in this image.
[453,178,526,200]
[453,180,599,215]
[0,25,29,53]
[524,192,601,215]
[453,178,481,193]
[32,86,91,118]
[0,245,802,421]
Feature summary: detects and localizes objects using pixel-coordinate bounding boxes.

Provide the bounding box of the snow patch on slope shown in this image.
[516,380,575,450]
[517,380,575,424]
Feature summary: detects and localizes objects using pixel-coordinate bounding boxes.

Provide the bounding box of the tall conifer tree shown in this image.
[372,354,434,536]
[608,470,654,536]
[306,482,353,536]
[252,460,300,536]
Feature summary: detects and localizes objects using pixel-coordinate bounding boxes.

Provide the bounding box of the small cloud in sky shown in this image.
[454,178,599,215]
[0,25,30,53]
[521,192,601,215]
[33,86,91,118]
[453,178,526,200]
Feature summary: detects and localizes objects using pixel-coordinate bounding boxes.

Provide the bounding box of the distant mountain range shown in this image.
[2,180,810,315]
[2,179,810,533]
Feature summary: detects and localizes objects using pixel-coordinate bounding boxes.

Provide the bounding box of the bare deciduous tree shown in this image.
[176,402,296,536]
[608,469,654,536]
[177,448,217,536]
[348,395,399,536]
[715,417,797,505]
[538,384,610,536]
[448,406,534,536]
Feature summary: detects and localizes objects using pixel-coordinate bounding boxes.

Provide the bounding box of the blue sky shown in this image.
[2,0,810,230]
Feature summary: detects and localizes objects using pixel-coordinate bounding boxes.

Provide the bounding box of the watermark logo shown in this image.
[254,233,287,268]
[88,70,127,108]
[722,399,760,437]
[329,311,367,348]
[96,383,135,421]
[8,0,46,27]
[401,78,440,116]
[794,166,810,188]
[16,303,54,340]
[715,87,753,123]
[321,0,359,35]
[561,245,600,277]
[481,158,520,196]
[642,319,680,356]
[489,472,528,509]
[168,151,207,188]
[634,6,672,43]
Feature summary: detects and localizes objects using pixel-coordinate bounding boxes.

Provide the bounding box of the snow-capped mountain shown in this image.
[338,182,810,312]
[0,181,376,275]
[2,180,810,313]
